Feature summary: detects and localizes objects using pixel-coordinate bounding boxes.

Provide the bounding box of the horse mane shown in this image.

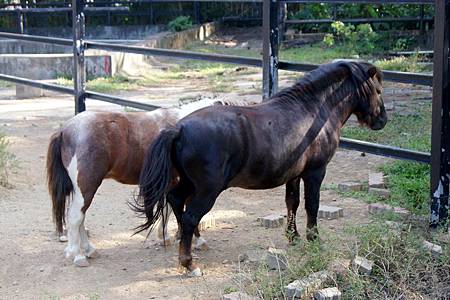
[272,61,381,105]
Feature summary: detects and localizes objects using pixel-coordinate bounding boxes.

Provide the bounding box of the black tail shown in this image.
[46,132,73,234]
[131,127,180,236]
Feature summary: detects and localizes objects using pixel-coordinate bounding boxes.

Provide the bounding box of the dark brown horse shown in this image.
[46,98,250,267]
[134,61,387,276]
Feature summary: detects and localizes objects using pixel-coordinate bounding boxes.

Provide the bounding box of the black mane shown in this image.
[272,61,381,105]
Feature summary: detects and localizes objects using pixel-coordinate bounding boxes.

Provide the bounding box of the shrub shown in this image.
[168,16,193,32]
[323,21,378,55]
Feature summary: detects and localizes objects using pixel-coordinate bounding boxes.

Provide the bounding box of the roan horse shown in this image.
[46,98,249,267]
[134,61,387,276]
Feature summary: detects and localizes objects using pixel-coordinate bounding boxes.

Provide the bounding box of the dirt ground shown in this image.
[0,84,400,300]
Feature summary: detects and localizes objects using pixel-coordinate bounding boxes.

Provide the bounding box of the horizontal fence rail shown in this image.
[0,73,160,111]
[340,138,431,163]
[0,0,435,5]
[285,16,433,24]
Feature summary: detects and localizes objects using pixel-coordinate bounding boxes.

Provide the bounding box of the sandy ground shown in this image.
[0,80,423,299]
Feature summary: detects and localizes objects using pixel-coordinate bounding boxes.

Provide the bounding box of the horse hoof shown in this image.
[194,237,209,251]
[86,249,100,259]
[187,267,202,277]
[74,255,89,267]
[59,235,68,243]
[64,247,74,259]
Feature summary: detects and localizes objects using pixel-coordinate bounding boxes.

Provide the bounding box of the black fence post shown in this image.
[194,1,200,24]
[262,0,279,99]
[72,0,86,114]
[279,1,287,44]
[149,0,154,25]
[17,10,24,34]
[430,0,450,229]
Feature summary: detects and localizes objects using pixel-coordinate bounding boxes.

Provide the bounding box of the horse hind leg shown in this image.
[64,155,94,267]
[193,226,208,251]
[179,187,220,277]
[80,217,98,259]
[157,205,173,246]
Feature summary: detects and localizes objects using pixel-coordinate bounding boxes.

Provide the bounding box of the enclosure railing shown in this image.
[0,0,435,34]
[0,0,448,228]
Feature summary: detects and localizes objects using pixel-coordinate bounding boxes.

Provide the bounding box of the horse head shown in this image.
[351,62,387,130]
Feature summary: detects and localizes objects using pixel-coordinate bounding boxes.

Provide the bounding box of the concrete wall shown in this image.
[0,54,111,98]
[26,25,165,40]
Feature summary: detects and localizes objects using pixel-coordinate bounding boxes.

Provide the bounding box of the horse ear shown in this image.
[368,66,378,78]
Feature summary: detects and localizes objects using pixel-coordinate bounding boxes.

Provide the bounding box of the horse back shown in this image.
[61,110,178,185]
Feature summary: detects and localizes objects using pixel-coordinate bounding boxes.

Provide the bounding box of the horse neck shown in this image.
[325,78,360,128]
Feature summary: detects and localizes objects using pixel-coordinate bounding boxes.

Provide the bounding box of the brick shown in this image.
[223,292,259,300]
[199,217,216,231]
[285,271,331,299]
[318,205,344,220]
[369,172,385,188]
[257,214,284,228]
[423,240,443,256]
[351,256,373,275]
[368,187,390,199]
[314,287,342,300]
[338,181,364,192]
[266,248,288,270]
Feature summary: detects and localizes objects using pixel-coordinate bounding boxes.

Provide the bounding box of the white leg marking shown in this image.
[80,218,98,258]
[157,205,173,245]
[65,155,89,267]
[194,236,208,251]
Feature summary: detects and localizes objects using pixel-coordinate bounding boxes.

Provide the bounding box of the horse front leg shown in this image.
[302,166,326,241]
[285,177,301,243]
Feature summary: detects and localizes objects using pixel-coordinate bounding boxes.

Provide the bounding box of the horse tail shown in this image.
[46,132,73,234]
[131,127,180,236]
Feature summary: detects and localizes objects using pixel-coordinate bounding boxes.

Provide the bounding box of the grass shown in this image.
[342,104,431,153]
[0,80,13,88]
[341,102,431,214]
[375,55,432,73]
[185,40,432,74]
[232,219,450,299]
[0,132,18,187]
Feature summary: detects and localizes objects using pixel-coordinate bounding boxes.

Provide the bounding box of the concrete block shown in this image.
[369,172,385,188]
[285,271,331,299]
[351,256,373,275]
[318,205,344,220]
[368,203,410,218]
[338,181,364,192]
[239,249,266,264]
[369,187,390,199]
[266,247,288,270]
[199,217,216,231]
[257,214,284,228]
[368,202,392,214]
[393,207,410,218]
[329,259,350,276]
[314,287,342,300]
[223,292,259,300]
[423,240,443,256]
